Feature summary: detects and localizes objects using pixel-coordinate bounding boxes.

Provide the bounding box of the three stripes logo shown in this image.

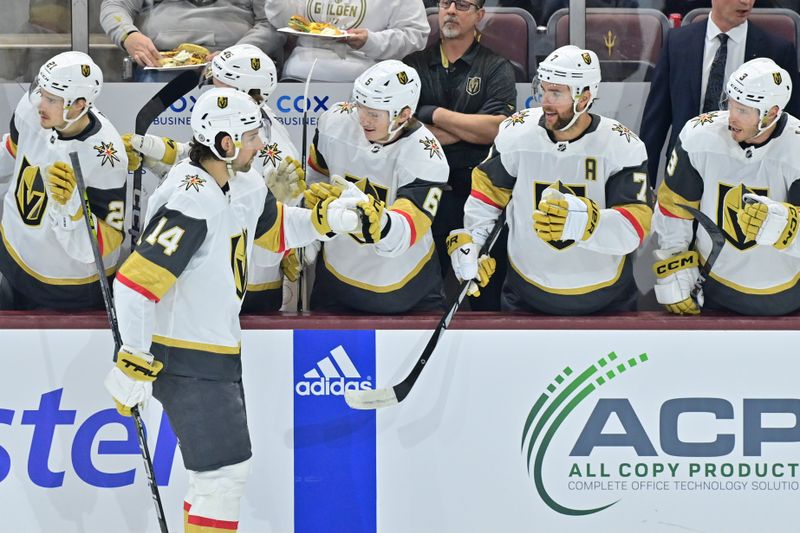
[295,345,373,397]
[521,351,649,515]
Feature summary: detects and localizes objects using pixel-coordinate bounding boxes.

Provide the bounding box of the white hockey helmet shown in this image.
[211,44,277,99]
[191,87,267,162]
[352,60,421,137]
[35,51,103,127]
[534,45,601,131]
[724,57,791,134]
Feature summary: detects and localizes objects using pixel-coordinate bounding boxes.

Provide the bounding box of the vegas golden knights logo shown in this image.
[466,76,481,95]
[217,96,228,109]
[534,181,586,250]
[396,71,409,85]
[230,230,249,300]
[15,156,47,227]
[581,53,592,65]
[251,58,261,71]
[343,175,388,244]
[773,72,783,85]
[719,182,768,250]
[81,64,91,77]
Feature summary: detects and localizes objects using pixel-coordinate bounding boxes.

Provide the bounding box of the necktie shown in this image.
[702,33,729,113]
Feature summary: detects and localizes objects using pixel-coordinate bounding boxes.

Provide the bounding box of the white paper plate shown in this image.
[278,27,347,39]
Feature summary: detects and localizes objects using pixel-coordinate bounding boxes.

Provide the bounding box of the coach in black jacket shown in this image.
[640,1,799,187]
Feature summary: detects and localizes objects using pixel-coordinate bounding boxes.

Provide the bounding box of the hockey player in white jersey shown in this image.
[306,59,450,313]
[652,58,800,316]
[448,45,653,314]
[124,43,304,312]
[0,51,127,309]
[105,88,358,532]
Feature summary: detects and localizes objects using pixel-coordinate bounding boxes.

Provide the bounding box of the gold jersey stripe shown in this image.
[152,335,241,355]
[0,223,115,284]
[702,253,800,294]
[390,198,431,246]
[98,220,124,259]
[323,243,435,293]
[472,167,512,209]
[614,203,653,242]
[247,280,282,291]
[308,144,329,176]
[117,251,177,300]
[657,181,698,220]
[510,255,626,295]
[254,201,285,253]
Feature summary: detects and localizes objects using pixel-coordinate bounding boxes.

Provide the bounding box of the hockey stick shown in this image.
[345,211,507,410]
[296,59,318,313]
[69,152,170,533]
[677,203,726,302]
[130,69,202,249]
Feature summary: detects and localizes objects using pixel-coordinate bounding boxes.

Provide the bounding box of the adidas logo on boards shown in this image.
[295,345,373,396]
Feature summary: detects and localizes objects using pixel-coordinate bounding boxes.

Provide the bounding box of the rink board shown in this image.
[1,328,799,533]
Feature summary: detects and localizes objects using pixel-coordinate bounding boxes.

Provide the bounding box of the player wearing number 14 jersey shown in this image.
[448,46,653,314]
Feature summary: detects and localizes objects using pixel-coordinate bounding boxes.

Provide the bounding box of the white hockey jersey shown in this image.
[465,108,652,314]
[0,93,127,308]
[247,107,301,302]
[308,102,449,312]
[653,111,800,315]
[115,160,322,379]
[264,0,429,81]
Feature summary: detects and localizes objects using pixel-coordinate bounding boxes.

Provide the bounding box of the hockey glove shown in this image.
[104,346,163,417]
[311,196,360,236]
[303,181,343,209]
[266,156,306,204]
[446,229,496,296]
[652,249,702,315]
[122,133,179,171]
[534,188,599,242]
[280,248,301,282]
[356,194,388,244]
[739,193,799,250]
[46,161,85,229]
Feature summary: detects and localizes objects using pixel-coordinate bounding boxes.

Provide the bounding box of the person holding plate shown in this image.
[265,0,430,81]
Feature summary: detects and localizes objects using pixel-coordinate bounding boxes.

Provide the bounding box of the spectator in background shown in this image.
[99,0,284,77]
[403,0,516,309]
[264,0,429,81]
[640,0,800,187]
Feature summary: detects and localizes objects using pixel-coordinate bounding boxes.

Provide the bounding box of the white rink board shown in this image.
[1,328,800,532]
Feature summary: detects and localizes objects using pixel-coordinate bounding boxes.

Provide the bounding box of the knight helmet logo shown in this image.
[581,52,592,65]
[217,96,228,109]
[466,76,481,95]
[81,64,91,77]
[251,58,261,71]
[396,71,409,85]
[773,72,783,85]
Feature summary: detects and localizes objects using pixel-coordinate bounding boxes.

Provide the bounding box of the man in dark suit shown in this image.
[640,0,799,187]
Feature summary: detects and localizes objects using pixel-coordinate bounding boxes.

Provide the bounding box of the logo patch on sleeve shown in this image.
[94,141,121,167]
[419,136,443,159]
[180,174,206,192]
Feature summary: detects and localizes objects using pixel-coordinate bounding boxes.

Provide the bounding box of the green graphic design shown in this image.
[521,352,649,515]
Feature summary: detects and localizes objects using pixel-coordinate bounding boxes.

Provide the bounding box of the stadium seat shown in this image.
[425,7,537,82]
[683,8,800,65]
[547,8,670,82]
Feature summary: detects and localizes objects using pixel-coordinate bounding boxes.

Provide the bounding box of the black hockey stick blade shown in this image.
[131,69,202,248]
[70,152,170,533]
[345,211,507,410]
[677,203,726,302]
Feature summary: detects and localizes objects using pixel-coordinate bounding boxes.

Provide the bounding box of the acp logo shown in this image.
[521,351,649,516]
[295,345,372,397]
